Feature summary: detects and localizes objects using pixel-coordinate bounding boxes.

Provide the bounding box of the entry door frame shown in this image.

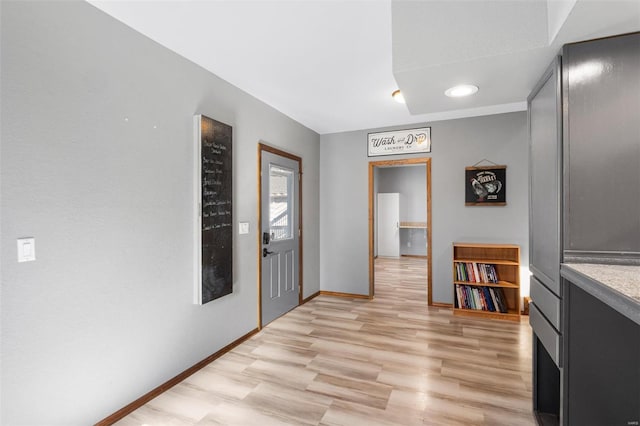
[368,157,432,304]
[257,143,303,329]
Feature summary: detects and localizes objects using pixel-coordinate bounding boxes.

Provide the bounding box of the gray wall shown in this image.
[0,2,319,424]
[377,166,428,256]
[320,112,530,301]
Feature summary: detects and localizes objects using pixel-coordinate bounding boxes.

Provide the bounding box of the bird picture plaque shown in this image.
[465,165,506,206]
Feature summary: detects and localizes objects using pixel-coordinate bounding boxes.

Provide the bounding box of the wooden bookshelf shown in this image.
[452,242,521,321]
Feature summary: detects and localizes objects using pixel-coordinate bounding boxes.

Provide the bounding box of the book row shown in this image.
[455,262,499,283]
[455,284,509,313]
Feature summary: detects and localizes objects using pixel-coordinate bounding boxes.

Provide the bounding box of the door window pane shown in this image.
[269,164,294,241]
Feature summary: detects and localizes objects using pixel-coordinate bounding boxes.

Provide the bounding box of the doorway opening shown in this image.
[258,143,303,329]
[368,158,432,305]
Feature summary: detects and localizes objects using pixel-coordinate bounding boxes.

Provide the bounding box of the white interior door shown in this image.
[261,150,300,326]
[377,193,400,257]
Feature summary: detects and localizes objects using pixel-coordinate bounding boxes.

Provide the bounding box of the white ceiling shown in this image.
[88,0,640,135]
[393,1,640,116]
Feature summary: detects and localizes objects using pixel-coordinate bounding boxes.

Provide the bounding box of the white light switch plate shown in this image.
[17,237,36,262]
[239,222,250,235]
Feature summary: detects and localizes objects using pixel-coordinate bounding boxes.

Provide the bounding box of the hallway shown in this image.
[116,257,534,425]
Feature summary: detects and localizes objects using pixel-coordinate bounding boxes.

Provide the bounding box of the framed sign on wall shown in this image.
[367,127,431,157]
[465,165,507,206]
[194,114,233,305]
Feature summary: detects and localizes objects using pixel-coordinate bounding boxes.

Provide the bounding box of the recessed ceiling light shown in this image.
[392,89,405,104]
[445,84,479,98]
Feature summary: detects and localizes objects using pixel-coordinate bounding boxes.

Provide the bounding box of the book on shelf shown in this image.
[472,287,480,309]
[482,287,495,312]
[491,287,508,313]
[489,287,500,311]
[455,262,499,283]
[455,284,508,313]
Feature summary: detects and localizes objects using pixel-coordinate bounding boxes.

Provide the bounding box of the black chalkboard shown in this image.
[198,115,232,304]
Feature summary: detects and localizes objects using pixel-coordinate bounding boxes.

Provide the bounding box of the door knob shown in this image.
[263,248,274,258]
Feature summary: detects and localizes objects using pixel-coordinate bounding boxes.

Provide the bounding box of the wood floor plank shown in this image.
[194,402,302,426]
[182,368,259,400]
[115,257,533,425]
[240,382,331,425]
[320,399,424,426]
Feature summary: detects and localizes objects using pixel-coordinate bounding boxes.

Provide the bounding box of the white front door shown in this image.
[377,193,400,257]
[260,150,300,326]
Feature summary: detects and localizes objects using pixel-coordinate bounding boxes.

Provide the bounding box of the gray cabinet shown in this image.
[528,32,640,426]
[529,57,563,295]
[528,57,565,425]
[530,276,561,331]
[563,34,640,258]
[563,278,640,425]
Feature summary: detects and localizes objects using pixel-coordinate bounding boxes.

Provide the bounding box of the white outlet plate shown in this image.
[17,237,36,262]
[239,222,250,235]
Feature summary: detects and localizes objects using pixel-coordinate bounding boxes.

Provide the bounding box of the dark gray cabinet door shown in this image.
[564,33,640,256]
[564,281,640,425]
[528,58,563,294]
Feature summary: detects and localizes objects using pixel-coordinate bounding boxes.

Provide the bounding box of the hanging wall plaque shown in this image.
[465,165,507,206]
[367,127,431,157]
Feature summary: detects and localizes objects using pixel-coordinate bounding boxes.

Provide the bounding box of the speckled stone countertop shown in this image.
[561,263,640,325]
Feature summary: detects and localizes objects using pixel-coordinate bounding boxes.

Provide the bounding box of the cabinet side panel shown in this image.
[529,61,562,287]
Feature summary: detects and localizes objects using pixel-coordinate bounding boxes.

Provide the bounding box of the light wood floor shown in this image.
[116,257,534,425]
